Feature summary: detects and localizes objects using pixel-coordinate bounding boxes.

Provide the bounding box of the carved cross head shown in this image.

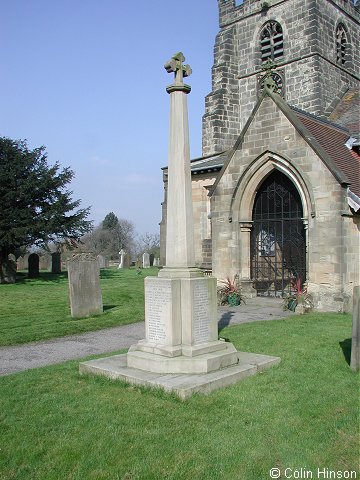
[164,52,192,85]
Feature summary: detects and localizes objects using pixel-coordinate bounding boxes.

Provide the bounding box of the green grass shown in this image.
[0,268,158,346]
[0,313,358,480]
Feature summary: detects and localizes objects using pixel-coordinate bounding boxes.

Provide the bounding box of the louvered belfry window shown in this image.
[260,21,284,63]
[336,24,347,65]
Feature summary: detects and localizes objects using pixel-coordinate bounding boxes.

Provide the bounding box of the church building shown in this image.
[160,0,360,312]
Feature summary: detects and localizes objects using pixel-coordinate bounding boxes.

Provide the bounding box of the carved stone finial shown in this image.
[164,52,192,86]
[261,59,280,93]
[261,58,277,75]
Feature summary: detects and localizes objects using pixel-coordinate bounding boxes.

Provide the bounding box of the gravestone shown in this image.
[39,254,51,271]
[97,255,108,269]
[80,53,280,398]
[350,286,360,372]
[118,249,126,269]
[51,252,62,274]
[17,256,27,271]
[142,252,150,268]
[28,254,39,278]
[150,254,155,266]
[1,254,17,283]
[68,252,103,318]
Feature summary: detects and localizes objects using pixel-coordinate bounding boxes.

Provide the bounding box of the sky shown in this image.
[0,0,220,236]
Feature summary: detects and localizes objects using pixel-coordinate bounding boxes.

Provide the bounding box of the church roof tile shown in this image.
[294,109,360,198]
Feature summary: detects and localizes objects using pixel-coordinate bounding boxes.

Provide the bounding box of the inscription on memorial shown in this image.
[193,280,211,343]
[146,280,171,342]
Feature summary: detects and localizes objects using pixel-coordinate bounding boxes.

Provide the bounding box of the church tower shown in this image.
[202,0,360,155]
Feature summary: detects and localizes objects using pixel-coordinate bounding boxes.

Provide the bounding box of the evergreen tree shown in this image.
[102,212,119,230]
[0,137,92,283]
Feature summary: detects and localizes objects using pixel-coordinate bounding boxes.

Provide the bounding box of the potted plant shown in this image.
[283,276,313,313]
[218,275,244,306]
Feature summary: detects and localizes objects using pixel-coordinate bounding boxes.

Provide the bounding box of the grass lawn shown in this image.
[0,313,359,480]
[0,268,158,346]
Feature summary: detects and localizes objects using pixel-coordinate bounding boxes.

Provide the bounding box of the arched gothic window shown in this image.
[336,23,349,65]
[260,21,284,63]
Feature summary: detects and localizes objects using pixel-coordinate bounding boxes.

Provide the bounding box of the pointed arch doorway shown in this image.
[250,170,306,297]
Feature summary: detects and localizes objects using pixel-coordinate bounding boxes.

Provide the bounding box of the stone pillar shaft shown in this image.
[165,86,195,268]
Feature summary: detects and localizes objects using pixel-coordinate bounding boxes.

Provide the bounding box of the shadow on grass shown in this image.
[103,305,118,312]
[339,338,352,366]
[218,310,235,334]
[16,272,68,284]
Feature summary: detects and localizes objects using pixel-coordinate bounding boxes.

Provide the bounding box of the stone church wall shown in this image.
[160,0,359,312]
[191,174,217,268]
[210,95,352,311]
[160,171,216,268]
[203,0,359,155]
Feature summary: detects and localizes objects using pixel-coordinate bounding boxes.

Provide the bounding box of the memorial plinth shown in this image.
[126,274,239,374]
[79,53,280,397]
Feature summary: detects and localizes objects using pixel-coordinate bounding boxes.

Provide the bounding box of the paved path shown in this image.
[0,297,292,376]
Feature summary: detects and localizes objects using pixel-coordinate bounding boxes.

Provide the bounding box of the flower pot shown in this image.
[227,293,241,306]
[288,298,297,311]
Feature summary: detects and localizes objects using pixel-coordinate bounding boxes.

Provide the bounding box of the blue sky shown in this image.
[0,0,219,235]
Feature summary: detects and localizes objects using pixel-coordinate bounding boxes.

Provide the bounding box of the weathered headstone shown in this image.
[118,249,126,269]
[150,253,155,266]
[17,256,27,271]
[68,253,103,318]
[350,286,360,372]
[39,255,51,271]
[1,255,17,284]
[51,252,62,274]
[97,255,108,269]
[142,252,150,268]
[28,254,39,278]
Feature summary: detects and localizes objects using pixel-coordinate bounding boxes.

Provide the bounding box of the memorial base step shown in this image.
[79,351,281,400]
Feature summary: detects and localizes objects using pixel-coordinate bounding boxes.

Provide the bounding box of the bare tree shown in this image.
[81,214,135,260]
[135,232,160,257]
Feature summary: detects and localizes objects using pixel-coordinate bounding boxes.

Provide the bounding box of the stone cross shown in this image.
[78,53,281,399]
[164,52,192,87]
[118,249,125,269]
[162,52,195,270]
